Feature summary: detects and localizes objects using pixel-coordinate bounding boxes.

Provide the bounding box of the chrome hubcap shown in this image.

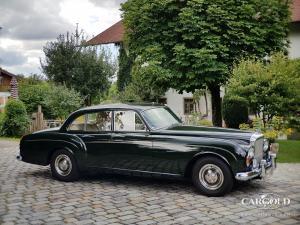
[55,154,72,176]
[199,164,224,190]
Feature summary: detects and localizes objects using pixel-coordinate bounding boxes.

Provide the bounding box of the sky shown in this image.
[0,0,126,76]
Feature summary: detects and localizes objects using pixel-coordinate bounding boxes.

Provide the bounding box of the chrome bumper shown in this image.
[235,153,277,181]
[16,155,22,161]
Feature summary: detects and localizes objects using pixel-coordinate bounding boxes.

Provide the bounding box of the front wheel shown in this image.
[192,156,233,196]
[50,149,79,182]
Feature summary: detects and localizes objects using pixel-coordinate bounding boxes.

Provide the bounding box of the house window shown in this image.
[184,98,194,115]
[0,76,3,85]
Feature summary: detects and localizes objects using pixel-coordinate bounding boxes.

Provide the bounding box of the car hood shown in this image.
[156,125,254,144]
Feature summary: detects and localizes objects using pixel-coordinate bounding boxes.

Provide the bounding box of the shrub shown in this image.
[44,84,82,120]
[185,112,213,127]
[198,119,213,127]
[239,117,292,142]
[0,112,4,133]
[222,95,249,129]
[227,53,300,126]
[1,100,29,137]
[19,82,52,118]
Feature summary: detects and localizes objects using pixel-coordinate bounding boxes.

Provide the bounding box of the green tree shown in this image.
[117,44,132,92]
[41,31,115,105]
[121,0,290,126]
[99,83,121,104]
[19,74,46,85]
[41,33,80,86]
[71,48,115,105]
[44,84,82,120]
[1,100,29,137]
[227,53,300,127]
[222,95,249,129]
[121,60,167,102]
[19,81,52,118]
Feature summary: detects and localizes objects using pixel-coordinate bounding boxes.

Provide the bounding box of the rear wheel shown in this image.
[192,156,233,196]
[50,149,79,182]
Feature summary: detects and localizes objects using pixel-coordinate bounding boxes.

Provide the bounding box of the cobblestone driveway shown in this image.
[0,140,299,225]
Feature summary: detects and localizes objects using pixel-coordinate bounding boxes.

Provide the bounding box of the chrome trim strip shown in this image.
[250,132,264,143]
[100,167,182,177]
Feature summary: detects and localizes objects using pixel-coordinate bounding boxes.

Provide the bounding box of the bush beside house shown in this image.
[1,100,29,137]
[222,95,249,129]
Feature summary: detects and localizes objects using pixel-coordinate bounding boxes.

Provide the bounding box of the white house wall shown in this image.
[164,87,225,122]
[289,23,300,59]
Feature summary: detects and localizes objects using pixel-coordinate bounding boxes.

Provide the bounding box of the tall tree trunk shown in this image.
[208,84,222,127]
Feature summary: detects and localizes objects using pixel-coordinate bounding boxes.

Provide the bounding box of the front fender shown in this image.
[179,137,246,176]
[191,146,244,174]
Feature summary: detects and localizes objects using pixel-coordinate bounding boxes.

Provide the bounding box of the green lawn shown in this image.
[0,136,20,142]
[276,140,300,163]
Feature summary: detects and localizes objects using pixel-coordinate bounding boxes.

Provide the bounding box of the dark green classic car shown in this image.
[17,103,277,196]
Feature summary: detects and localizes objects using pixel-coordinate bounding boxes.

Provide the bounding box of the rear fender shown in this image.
[20,133,87,169]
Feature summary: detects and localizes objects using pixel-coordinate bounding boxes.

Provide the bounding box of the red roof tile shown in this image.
[86,20,124,45]
[87,1,300,46]
[292,0,300,22]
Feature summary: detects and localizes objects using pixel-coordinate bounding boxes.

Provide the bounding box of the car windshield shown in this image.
[142,107,182,130]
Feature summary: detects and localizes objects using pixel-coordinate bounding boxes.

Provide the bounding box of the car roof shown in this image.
[77,103,164,113]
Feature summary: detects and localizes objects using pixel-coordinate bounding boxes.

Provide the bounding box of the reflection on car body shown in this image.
[18,103,277,196]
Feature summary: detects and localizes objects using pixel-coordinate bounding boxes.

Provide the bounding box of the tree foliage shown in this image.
[227,53,300,127]
[222,95,249,129]
[121,0,290,126]
[19,77,82,120]
[41,32,116,105]
[117,44,132,92]
[44,84,82,120]
[1,100,29,137]
[19,79,52,118]
[120,60,168,102]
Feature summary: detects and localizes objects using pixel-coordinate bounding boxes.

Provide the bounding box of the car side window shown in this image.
[68,111,112,132]
[114,110,146,132]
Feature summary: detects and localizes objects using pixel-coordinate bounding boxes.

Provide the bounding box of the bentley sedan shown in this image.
[17,103,277,196]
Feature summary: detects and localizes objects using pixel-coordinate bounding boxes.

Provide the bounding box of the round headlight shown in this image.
[263,139,269,152]
[248,147,254,158]
[245,146,255,167]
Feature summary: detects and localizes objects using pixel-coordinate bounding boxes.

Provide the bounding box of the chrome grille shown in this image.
[254,137,264,162]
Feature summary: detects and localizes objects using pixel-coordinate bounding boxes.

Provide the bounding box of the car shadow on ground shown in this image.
[24,168,266,195]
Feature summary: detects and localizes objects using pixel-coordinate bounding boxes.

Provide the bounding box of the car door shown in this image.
[67,110,113,168]
[109,110,153,172]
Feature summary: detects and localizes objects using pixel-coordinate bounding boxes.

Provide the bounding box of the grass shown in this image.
[276,140,300,163]
[0,136,20,142]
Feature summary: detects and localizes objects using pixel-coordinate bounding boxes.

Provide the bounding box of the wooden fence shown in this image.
[29,105,63,133]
